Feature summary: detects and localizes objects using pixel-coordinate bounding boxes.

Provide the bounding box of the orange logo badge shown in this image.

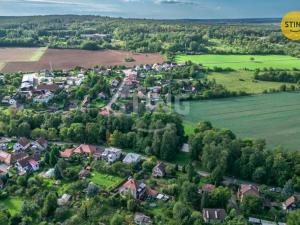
[281,11,300,40]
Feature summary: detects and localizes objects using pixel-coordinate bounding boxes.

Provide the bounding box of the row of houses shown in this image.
[60,145,146,165]
[0,137,48,177]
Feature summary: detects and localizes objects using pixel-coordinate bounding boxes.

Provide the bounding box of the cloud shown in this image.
[154,0,199,5]
[18,0,121,12]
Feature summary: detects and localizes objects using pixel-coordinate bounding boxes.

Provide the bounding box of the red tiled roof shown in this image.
[146,187,158,197]
[36,84,60,92]
[122,179,138,192]
[18,137,30,147]
[74,144,96,154]
[202,184,216,192]
[283,196,296,208]
[36,137,47,146]
[28,159,39,167]
[60,148,75,158]
[240,184,259,196]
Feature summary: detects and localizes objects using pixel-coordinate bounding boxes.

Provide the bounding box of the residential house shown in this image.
[32,138,48,151]
[118,178,147,200]
[13,137,30,151]
[134,213,153,225]
[57,193,71,206]
[261,220,277,225]
[143,64,152,71]
[33,92,54,104]
[80,33,109,40]
[123,153,142,164]
[100,108,112,117]
[20,73,37,92]
[238,184,259,202]
[102,147,122,163]
[0,151,28,165]
[111,79,120,87]
[60,145,97,158]
[182,86,196,92]
[202,184,216,193]
[97,92,107,100]
[282,196,297,212]
[155,193,170,201]
[152,162,166,178]
[202,208,227,223]
[93,147,104,160]
[36,84,60,92]
[74,144,97,155]
[79,169,91,179]
[16,156,40,175]
[60,148,75,158]
[43,168,55,179]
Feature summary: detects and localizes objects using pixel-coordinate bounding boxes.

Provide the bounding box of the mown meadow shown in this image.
[180,92,300,150]
[176,54,300,70]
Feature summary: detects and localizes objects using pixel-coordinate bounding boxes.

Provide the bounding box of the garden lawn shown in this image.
[207,71,292,94]
[90,172,123,190]
[0,197,23,215]
[176,54,300,70]
[183,121,195,135]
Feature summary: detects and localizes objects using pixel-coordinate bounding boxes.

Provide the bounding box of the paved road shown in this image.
[104,69,129,111]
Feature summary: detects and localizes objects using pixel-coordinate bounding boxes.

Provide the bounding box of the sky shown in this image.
[0,0,299,19]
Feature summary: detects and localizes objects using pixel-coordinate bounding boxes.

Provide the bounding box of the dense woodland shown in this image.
[0,16,299,57]
[254,68,300,83]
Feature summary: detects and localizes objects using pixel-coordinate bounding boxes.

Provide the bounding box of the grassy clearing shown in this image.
[183,121,195,135]
[180,92,300,150]
[208,71,292,94]
[0,197,23,215]
[176,54,300,70]
[169,151,190,165]
[90,172,123,190]
[30,47,48,61]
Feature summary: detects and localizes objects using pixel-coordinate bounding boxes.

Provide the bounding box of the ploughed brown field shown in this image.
[0,49,165,73]
[0,47,41,62]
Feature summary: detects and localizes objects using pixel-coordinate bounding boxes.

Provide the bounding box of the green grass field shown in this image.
[208,71,292,94]
[176,54,300,70]
[90,172,123,190]
[180,92,300,150]
[0,197,23,215]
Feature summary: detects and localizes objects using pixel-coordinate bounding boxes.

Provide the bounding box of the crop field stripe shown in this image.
[203,102,300,117]
[209,106,300,121]
[30,47,48,61]
[193,58,300,64]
